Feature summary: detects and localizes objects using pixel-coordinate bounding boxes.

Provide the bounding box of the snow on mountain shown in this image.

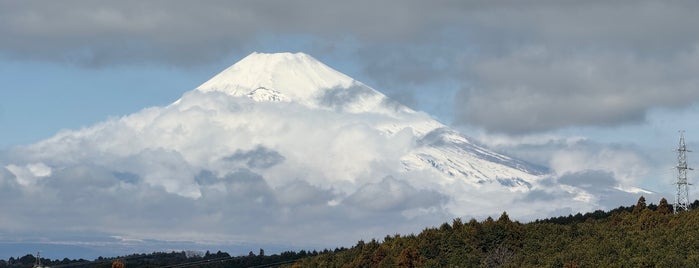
[195,52,545,190]
[197,52,353,106]
[2,52,643,253]
[196,52,409,115]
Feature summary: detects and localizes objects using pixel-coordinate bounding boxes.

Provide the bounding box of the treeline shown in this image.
[0,255,89,268]
[288,197,699,267]
[537,198,699,225]
[0,249,316,268]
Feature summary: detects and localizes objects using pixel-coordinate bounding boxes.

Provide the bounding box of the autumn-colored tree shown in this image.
[398,246,422,268]
[371,245,387,265]
[111,260,125,268]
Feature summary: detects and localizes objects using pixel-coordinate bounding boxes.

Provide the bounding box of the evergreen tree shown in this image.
[658,198,671,214]
[633,196,647,213]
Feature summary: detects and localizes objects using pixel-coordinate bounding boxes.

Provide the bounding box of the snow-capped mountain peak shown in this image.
[197,52,357,106]
[191,52,546,190]
[1,51,647,255]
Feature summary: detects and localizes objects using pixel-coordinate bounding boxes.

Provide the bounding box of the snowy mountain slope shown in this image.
[194,52,546,189]
[197,52,413,115]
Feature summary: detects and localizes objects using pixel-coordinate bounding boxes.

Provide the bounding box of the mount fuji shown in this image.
[0,52,641,257]
[192,52,547,189]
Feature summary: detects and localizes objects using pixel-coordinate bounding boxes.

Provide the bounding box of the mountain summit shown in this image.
[197,52,354,100]
[196,52,400,114]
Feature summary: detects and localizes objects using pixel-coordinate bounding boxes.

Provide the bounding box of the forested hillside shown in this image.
[289,197,699,267]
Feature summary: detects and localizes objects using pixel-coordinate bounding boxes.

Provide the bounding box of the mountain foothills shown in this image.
[0,52,652,253]
[3,197,698,268]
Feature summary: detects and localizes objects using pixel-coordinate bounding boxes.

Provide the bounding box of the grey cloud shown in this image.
[558,170,617,189]
[454,49,699,133]
[0,167,20,198]
[0,165,198,235]
[318,85,376,111]
[0,166,14,181]
[0,157,449,249]
[356,43,460,87]
[0,1,253,66]
[45,164,121,189]
[445,1,699,133]
[465,1,699,55]
[520,189,572,202]
[354,43,463,113]
[275,179,334,206]
[345,176,446,212]
[380,97,411,113]
[0,0,454,67]
[104,148,202,198]
[9,1,695,66]
[553,170,664,210]
[223,145,285,169]
[598,190,661,211]
[220,169,275,203]
[516,170,665,216]
[194,170,218,186]
[113,171,140,184]
[537,177,557,187]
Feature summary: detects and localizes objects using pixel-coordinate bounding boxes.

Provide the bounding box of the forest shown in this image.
[3,196,699,268]
[289,197,699,267]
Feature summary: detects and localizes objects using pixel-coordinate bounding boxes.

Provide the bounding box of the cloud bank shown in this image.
[0,89,658,256]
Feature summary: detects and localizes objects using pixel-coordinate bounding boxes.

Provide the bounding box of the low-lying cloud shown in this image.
[0,89,660,254]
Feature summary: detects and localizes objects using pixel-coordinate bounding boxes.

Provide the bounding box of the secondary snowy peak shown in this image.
[197,52,358,106]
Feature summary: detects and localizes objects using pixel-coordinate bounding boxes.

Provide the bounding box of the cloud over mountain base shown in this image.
[0,53,660,257]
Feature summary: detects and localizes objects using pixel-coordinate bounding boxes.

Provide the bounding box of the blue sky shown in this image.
[2,0,699,259]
